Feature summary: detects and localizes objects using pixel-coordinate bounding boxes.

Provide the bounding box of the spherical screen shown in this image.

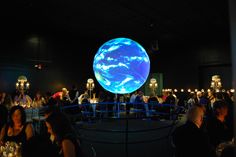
[93,38,150,94]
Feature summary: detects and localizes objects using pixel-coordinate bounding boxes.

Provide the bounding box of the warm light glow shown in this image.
[210,75,222,90]
[16,76,30,91]
[181,89,184,92]
[29,37,39,44]
[174,89,178,92]
[86,78,95,99]
[187,89,191,92]
[194,89,198,92]
[87,78,94,84]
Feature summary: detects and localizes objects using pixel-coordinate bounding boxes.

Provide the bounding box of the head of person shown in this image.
[138,90,143,96]
[61,88,69,96]
[35,91,42,99]
[167,91,173,96]
[208,90,215,98]
[9,105,26,127]
[1,92,6,98]
[215,92,224,100]
[196,91,202,98]
[213,100,228,118]
[43,105,60,118]
[189,92,196,99]
[45,111,74,143]
[187,105,205,128]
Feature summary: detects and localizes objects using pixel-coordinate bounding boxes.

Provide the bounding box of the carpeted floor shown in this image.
[75,114,186,157]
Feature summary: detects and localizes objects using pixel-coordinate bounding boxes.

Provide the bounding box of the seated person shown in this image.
[32,91,46,108]
[21,108,60,157]
[45,111,82,157]
[148,92,159,110]
[206,100,233,148]
[0,105,33,146]
[172,105,216,157]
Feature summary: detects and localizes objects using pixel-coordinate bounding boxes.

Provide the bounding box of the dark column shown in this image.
[229,0,236,140]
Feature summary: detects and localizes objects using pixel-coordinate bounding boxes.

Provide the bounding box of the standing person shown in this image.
[130,91,137,104]
[172,105,216,157]
[148,92,159,113]
[52,88,71,109]
[208,90,216,109]
[187,92,197,109]
[32,91,46,108]
[0,106,34,146]
[1,93,14,110]
[45,111,82,157]
[205,100,233,148]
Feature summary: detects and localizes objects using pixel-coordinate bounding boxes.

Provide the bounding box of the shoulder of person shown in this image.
[1,124,8,133]
[25,123,33,131]
[62,138,75,150]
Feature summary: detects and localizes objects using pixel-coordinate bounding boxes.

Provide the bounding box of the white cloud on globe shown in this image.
[93,37,150,94]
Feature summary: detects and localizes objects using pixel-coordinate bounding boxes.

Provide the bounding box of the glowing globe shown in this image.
[93,38,150,94]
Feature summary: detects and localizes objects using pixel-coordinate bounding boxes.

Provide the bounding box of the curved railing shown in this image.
[26,102,184,157]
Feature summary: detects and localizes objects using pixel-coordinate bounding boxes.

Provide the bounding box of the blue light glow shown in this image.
[93,38,150,94]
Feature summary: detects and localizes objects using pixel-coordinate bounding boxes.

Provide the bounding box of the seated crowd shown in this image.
[0,105,82,157]
[172,100,234,157]
[0,87,235,157]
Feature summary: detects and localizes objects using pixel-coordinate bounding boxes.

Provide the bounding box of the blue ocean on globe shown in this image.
[93,38,150,94]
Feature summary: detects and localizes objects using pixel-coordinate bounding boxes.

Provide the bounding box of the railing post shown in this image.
[125,116,129,157]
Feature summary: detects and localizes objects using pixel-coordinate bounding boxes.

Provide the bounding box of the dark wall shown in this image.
[0,32,232,94]
[150,39,231,89]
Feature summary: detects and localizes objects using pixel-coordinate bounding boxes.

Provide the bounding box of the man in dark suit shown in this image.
[206,100,233,148]
[172,105,216,157]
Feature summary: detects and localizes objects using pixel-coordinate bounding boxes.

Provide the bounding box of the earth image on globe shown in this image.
[93,37,150,94]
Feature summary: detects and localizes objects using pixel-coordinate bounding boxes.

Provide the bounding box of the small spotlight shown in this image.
[35,64,43,70]
[181,89,184,92]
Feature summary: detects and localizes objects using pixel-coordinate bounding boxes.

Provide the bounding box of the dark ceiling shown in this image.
[0,0,232,91]
[0,0,230,43]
